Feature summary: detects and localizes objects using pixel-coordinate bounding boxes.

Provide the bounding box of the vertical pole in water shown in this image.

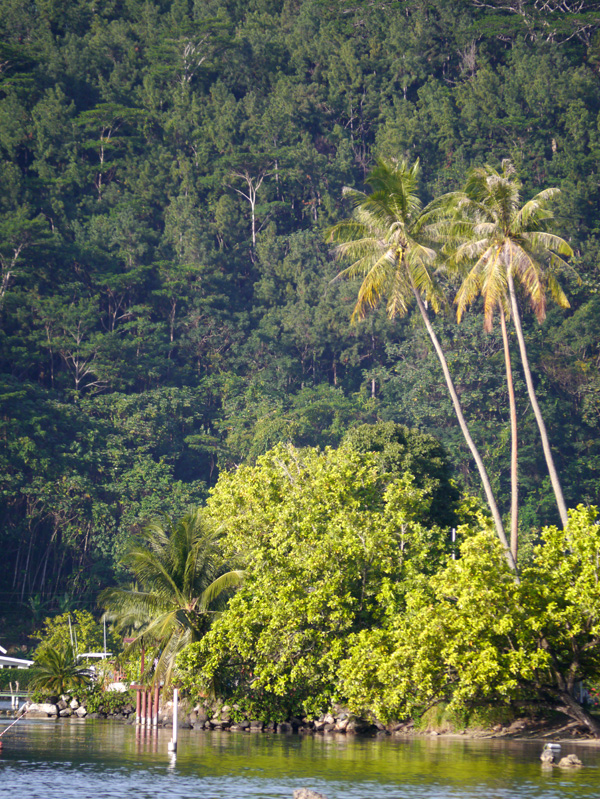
[136,688,141,725]
[141,688,147,726]
[153,683,160,728]
[168,688,178,753]
[146,690,152,728]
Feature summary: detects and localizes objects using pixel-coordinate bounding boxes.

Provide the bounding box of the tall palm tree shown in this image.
[326,157,516,572]
[446,160,572,532]
[100,509,244,686]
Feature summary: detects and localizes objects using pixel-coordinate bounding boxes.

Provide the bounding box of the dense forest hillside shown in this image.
[2,0,600,625]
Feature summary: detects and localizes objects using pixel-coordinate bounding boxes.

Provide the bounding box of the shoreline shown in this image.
[7,693,600,745]
[5,704,600,745]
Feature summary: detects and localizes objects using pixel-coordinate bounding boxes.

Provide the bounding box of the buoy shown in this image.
[544,743,561,751]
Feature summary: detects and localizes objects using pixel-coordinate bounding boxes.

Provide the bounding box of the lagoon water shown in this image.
[1,715,600,799]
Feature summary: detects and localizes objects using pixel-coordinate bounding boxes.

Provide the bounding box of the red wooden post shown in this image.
[135,687,141,725]
[141,688,147,725]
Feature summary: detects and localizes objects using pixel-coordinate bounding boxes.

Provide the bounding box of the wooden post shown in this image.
[141,688,147,725]
[135,687,141,725]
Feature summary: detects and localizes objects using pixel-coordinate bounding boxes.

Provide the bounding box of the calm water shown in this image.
[1,717,599,799]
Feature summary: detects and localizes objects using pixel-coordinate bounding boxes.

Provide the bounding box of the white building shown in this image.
[0,644,33,669]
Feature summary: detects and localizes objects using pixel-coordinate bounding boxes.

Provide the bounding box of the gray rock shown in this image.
[345,717,369,734]
[28,703,59,717]
[558,754,583,768]
[277,722,294,734]
[293,790,328,799]
[69,698,79,710]
[75,706,87,718]
[59,708,73,717]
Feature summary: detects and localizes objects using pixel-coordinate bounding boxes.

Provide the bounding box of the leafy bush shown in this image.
[83,684,134,714]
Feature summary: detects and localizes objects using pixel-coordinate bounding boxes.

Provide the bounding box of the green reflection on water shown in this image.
[3,719,600,798]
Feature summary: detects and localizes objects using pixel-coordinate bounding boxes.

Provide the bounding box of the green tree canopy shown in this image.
[340,505,600,735]
[344,420,460,529]
[176,442,453,719]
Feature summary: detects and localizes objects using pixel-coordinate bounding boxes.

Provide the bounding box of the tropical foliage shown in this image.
[176,443,461,718]
[174,444,600,733]
[34,610,120,659]
[100,509,243,685]
[446,160,574,548]
[30,643,92,696]
[328,158,515,568]
[1,0,599,638]
[339,505,600,735]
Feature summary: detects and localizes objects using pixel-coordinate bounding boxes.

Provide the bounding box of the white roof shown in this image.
[76,652,112,660]
[0,654,34,668]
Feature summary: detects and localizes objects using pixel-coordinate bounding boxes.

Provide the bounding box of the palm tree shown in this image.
[446,160,572,533]
[100,509,244,686]
[31,643,92,696]
[326,157,516,572]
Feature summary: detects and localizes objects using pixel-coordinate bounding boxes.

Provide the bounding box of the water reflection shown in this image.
[0,719,599,799]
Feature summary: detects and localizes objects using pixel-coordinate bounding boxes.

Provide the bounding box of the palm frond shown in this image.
[100,508,242,687]
[199,570,245,612]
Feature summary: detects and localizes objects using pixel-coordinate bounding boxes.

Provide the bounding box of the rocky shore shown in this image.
[11,697,600,742]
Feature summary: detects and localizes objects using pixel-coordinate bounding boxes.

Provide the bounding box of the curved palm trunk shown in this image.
[507,273,569,528]
[411,286,517,573]
[499,306,519,563]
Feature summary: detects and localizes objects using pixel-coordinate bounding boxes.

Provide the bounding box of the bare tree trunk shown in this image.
[507,273,568,528]
[552,689,600,737]
[230,169,267,247]
[412,287,517,573]
[500,306,519,563]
